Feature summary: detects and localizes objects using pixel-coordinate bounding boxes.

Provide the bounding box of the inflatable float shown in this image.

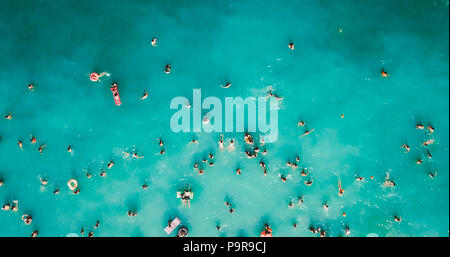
[110,83,122,106]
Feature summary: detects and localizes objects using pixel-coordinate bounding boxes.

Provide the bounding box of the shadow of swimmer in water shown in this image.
[169,89,280,143]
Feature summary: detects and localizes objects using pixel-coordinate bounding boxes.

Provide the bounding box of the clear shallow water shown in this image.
[0,0,448,237]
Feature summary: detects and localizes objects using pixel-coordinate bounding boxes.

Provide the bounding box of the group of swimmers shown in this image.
[401,123,437,178]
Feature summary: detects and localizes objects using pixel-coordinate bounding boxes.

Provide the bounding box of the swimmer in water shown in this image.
[157,138,164,147]
[140,90,148,100]
[67,145,72,153]
[31,231,38,237]
[427,125,434,134]
[94,220,100,229]
[208,153,214,159]
[260,161,267,176]
[142,184,149,190]
[288,42,294,50]
[86,172,92,179]
[39,177,48,186]
[422,139,435,146]
[2,204,10,211]
[128,210,138,217]
[236,168,242,175]
[221,82,232,88]
[189,138,199,145]
[416,158,422,165]
[355,176,365,181]
[100,170,107,177]
[18,140,23,150]
[300,128,314,137]
[28,84,35,91]
[323,202,329,211]
[416,123,425,130]
[244,133,254,145]
[344,226,351,236]
[30,135,37,144]
[0,179,3,187]
[107,161,115,169]
[228,138,235,151]
[304,179,313,186]
[300,168,309,176]
[383,173,395,187]
[381,68,389,77]
[219,135,224,149]
[394,215,402,223]
[293,223,298,230]
[298,196,304,207]
[151,37,157,46]
[267,88,284,101]
[22,214,32,225]
[53,188,60,194]
[132,152,144,159]
[280,175,287,182]
[401,144,410,153]
[38,145,47,154]
[164,64,171,74]
[338,180,344,196]
[427,151,432,159]
[88,231,94,237]
[297,120,305,127]
[4,112,12,120]
[11,200,19,212]
[428,171,437,179]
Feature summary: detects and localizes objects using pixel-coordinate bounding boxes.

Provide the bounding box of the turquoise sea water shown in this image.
[0,0,448,237]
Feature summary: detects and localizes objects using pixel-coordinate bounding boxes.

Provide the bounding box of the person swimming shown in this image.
[219,135,224,149]
[221,82,232,88]
[30,135,37,144]
[0,179,3,187]
[31,231,38,237]
[4,112,12,120]
[189,138,199,145]
[383,173,395,187]
[298,196,304,207]
[300,128,314,137]
[28,84,35,91]
[2,204,10,211]
[38,144,47,154]
[142,184,149,190]
[17,140,23,150]
[280,175,287,182]
[394,215,402,223]
[259,161,267,176]
[422,139,435,146]
[107,161,115,169]
[304,179,313,186]
[428,171,437,179]
[427,125,434,134]
[416,123,425,130]
[100,170,107,177]
[164,64,171,74]
[132,152,144,158]
[236,168,242,175]
[151,37,157,46]
[39,177,48,186]
[228,138,235,151]
[322,202,329,211]
[157,138,164,147]
[67,145,72,153]
[427,151,432,159]
[381,68,389,77]
[300,168,309,176]
[53,188,60,194]
[401,144,410,153]
[140,90,148,100]
[297,120,305,127]
[338,180,344,196]
[128,210,138,217]
[355,176,364,181]
[21,214,32,225]
[244,133,254,145]
[288,42,294,50]
[416,158,422,165]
